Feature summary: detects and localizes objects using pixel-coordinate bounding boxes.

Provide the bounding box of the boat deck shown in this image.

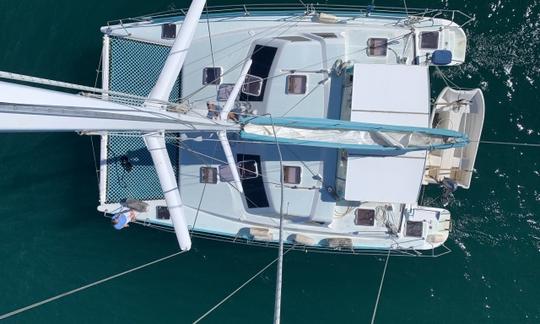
[97,7,463,252]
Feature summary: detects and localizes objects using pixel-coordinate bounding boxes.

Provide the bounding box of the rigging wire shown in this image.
[187,136,221,233]
[477,140,540,148]
[192,247,294,324]
[89,136,101,193]
[0,250,187,321]
[370,248,392,324]
[205,2,219,95]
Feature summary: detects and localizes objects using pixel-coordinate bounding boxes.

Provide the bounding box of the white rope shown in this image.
[478,140,540,148]
[0,250,186,321]
[370,248,392,324]
[193,247,293,324]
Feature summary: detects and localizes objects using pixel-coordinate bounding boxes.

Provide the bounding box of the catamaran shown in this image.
[0,2,484,256]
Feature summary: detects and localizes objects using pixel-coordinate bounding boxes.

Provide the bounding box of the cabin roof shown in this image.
[344,63,430,204]
[350,63,430,127]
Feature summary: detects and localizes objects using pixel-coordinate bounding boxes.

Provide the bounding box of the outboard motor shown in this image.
[441,178,458,206]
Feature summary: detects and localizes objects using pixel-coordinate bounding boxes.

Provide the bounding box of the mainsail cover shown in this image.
[241,116,469,151]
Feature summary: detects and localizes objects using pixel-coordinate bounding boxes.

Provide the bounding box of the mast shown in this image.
[272,123,285,324]
[218,59,252,194]
[147,0,206,103]
[143,0,206,251]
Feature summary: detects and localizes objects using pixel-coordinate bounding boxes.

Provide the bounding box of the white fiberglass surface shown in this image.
[351,63,430,126]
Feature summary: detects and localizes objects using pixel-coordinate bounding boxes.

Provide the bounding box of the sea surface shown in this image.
[0,0,539,323]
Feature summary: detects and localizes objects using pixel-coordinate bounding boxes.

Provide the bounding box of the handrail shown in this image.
[106,3,473,28]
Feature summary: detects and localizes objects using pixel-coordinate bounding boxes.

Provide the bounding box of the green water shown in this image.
[0,0,539,323]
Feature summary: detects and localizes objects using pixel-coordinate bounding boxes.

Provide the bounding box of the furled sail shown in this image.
[0,81,237,132]
[241,116,469,152]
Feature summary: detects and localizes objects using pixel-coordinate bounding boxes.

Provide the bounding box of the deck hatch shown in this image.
[237,154,269,208]
[367,38,388,57]
[156,206,170,220]
[242,75,263,97]
[420,31,439,49]
[203,67,222,85]
[354,209,375,226]
[161,23,176,39]
[405,221,423,237]
[217,84,234,101]
[240,45,277,102]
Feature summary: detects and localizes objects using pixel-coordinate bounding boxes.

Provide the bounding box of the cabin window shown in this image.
[161,24,177,39]
[200,167,218,184]
[367,38,388,57]
[286,75,307,94]
[420,31,439,49]
[217,84,235,101]
[283,166,301,184]
[203,67,222,85]
[354,209,375,226]
[242,74,263,97]
[405,221,423,237]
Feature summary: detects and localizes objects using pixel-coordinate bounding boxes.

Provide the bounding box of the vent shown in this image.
[275,36,310,42]
[313,32,337,38]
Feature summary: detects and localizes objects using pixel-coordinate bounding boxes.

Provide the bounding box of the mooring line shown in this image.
[0,250,186,320]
